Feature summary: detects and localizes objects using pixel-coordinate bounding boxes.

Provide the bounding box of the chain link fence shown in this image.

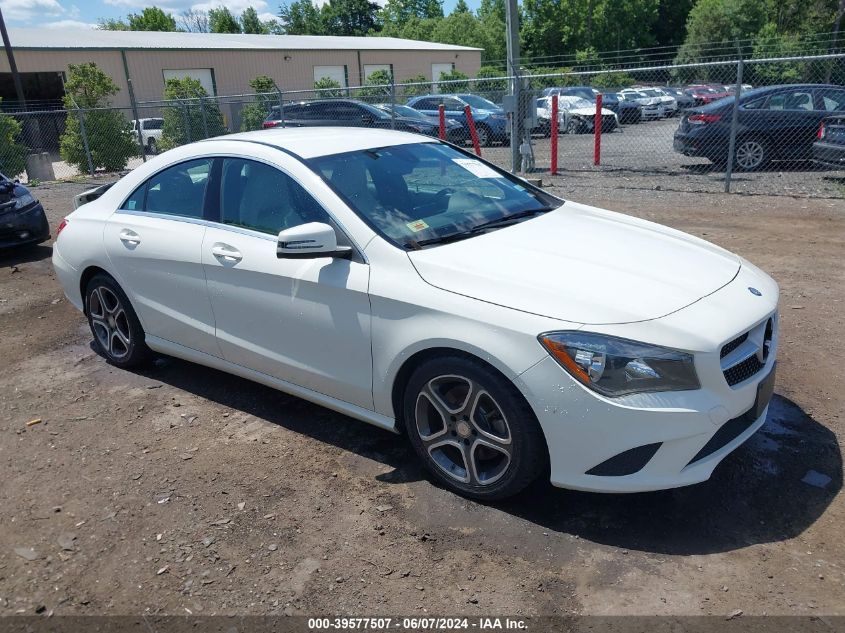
[1,53,843,198]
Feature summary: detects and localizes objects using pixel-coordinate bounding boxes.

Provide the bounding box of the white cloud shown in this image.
[42,18,96,28]
[0,0,65,21]
[257,11,277,22]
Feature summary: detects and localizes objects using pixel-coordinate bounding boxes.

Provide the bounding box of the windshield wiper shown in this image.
[464,206,556,233]
[405,206,556,250]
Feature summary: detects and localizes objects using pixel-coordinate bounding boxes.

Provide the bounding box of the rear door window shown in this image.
[818,88,845,112]
[121,159,213,218]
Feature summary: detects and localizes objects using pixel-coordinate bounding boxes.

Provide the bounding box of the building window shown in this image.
[162,68,216,96]
[363,64,393,81]
[313,65,348,88]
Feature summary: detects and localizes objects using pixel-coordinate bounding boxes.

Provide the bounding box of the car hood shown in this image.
[569,107,615,117]
[407,202,741,325]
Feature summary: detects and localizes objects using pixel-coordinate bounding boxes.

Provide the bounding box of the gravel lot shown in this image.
[0,173,843,619]
[485,117,845,198]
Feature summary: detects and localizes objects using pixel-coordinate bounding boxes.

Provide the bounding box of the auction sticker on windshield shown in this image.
[452,158,502,179]
[406,219,430,232]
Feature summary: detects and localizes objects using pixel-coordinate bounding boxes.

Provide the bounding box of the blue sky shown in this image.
[0,0,476,29]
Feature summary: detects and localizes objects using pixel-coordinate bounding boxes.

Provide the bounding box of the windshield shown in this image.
[309,142,560,249]
[460,95,499,110]
[640,89,661,97]
[560,97,593,109]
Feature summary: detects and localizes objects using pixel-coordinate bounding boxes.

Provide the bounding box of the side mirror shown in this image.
[276,222,352,259]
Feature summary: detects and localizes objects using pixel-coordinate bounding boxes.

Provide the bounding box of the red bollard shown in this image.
[464,105,482,157]
[594,93,603,166]
[550,95,558,175]
[438,104,446,140]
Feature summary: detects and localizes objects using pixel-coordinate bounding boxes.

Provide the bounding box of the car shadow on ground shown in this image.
[0,244,52,267]
[680,160,836,175]
[131,355,840,555]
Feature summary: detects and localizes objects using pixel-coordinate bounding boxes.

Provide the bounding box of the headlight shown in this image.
[15,192,35,209]
[538,332,700,397]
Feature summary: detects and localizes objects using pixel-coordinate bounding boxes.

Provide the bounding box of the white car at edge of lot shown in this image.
[132,118,164,155]
[52,128,779,500]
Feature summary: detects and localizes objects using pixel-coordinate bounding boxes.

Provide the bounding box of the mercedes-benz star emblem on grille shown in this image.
[748,287,762,296]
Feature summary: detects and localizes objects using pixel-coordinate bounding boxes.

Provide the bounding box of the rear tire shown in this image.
[85,274,151,368]
[403,355,547,500]
[734,138,768,171]
[147,138,158,155]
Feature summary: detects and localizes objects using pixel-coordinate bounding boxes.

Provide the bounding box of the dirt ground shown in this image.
[0,173,843,619]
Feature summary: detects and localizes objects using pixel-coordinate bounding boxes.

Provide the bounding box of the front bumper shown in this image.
[517,267,779,493]
[0,202,50,250]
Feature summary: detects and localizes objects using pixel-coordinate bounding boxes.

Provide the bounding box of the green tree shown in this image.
[240,75,278,131]
[437,68,470,92]
[0,102,27,178]
[675,0,768,63]
[452,0,470,13]
[59,63,137,173]
[241,7,270,33]
[97,18,129,30]
[160,77,227,150]
[358,69,393,99]
[127,6,178,30]
[322,0,381,35]
[209,6,243,33]
[314,76,345,98]
[279,0,325,33]
[528,66,577,89]
[400,74,430,97]
[474,66,507,92]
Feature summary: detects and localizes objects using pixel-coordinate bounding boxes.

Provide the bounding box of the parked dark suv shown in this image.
[673,84,845,170]
[262,99,443,137]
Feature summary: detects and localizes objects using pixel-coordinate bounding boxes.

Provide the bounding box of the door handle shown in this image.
[211,243,243,262]
[118,229,141,245]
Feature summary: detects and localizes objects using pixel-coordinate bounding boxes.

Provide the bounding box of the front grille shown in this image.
[720,333,748,358]
[724,354,764,386]
[720,316,774,387]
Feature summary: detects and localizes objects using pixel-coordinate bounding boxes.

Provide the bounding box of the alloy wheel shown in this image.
[735,140,765,170]
[414,374,512,486]
[89,285,131,360]
[475,126,491,147]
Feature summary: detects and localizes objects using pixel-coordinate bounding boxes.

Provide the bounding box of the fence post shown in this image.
[438,104,446,140]
[550,95,558,175]
[199,97,209,139]
[181,100,191,143]
[724,57,745,193]
[126,77,145,163]
[76,107,94,176]
[593,93,603,166]
[464,105,481,157]
[390,78,396,131]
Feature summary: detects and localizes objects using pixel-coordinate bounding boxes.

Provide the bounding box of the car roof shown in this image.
[220,127,429,159]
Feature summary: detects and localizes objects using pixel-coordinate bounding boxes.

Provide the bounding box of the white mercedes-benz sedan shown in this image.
[52,128,778,500]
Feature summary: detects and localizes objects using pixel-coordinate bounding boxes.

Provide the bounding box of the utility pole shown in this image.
[505,0,522,173]
[0,7,26,110]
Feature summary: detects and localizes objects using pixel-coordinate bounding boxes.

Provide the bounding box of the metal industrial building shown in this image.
[0,29,482,107]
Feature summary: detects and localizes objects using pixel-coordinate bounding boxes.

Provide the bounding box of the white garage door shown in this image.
[163,68,216,96]
[314,65,348,88]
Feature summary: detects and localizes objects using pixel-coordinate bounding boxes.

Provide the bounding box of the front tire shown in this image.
[403,356,547,500]
[474,124,493,147]
[85,274,150,368]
